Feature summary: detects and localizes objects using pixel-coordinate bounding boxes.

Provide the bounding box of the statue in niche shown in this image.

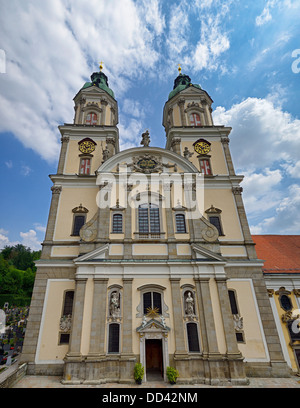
[233,314,244,331]
[185,291,195,317]
[110,291,120,320]
[102,145,110,162]
[140,130,150,147]
[183,146,193,159]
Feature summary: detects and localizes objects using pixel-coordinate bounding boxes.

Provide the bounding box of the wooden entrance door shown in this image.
[146,339,163,378]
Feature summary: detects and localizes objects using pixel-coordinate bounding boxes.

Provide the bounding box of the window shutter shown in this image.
[149,206,160,233]
[112,214,123,233]
[187,323,200,352]
[143,292,152,314]
[63,291,74,316]
[228,290,238,315]
[108,323,120,353]
[153,292,162,314]
[73,215,85,236]
[175,214,186,233]
[209,216,222,235]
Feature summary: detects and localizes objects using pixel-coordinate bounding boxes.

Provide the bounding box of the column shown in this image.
[41,185,62,259]
[122,278,134,355]
[194,277,220,356]
[66,277,88,358]
[123,185,132,259]
[232,186,256,258]
[87,278,108,357]
[170,278,187,356]
[120,278,135,384]
[178,98,186,126]
[221,136,235,176]
[57,136,69,174]
[100,98,108,125]
[215,277,243,355]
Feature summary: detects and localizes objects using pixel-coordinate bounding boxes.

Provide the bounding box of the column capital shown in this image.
[51,185,62,195]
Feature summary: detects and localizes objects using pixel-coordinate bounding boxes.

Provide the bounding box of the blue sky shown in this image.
[0,0,300,250]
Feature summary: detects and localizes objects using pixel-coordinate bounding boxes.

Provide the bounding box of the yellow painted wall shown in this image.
[273,292,299,371]
[38,280,75,361]
[54,187,99,241]
[228,280,268,361]
[204,189,243,241]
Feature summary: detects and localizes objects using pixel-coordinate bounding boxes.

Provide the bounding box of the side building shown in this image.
[21,67,291,384]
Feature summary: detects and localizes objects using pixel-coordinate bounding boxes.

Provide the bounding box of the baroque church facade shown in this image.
[21,67,292,384]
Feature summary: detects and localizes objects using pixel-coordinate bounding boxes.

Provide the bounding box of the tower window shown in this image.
[85,112,97,125]
[228,290,239,315]
[79,158,91,175]
[143,291,162,315]
[175,214,187,233]
[72,215,86,236]
[199,159,212,175]
[108,323,120,353]
[62,291,74,316]
[190,113,201,127]
[112,213,123,233]
[138,204,160,234]
[209,216,223,236]
[186,322,200,352]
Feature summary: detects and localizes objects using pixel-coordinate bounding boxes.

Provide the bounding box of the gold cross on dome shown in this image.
[99,61,104,71]
[178,63,182,74]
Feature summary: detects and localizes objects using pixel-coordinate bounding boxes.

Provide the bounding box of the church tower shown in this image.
[21,66,290,384]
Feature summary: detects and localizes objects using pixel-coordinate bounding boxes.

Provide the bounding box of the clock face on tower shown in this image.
[78,139,96,154]
[194,140,211,155]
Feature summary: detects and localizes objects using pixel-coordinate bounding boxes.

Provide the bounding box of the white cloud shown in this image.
[213,95,300,234]
[213,96,300,171]
[256,5,273,26]
[19,229,42,251]
[250,184,300,234]
[0,227,43,251]
[5,160,13,169]
[20,164,32,177]
[0,0,165,163]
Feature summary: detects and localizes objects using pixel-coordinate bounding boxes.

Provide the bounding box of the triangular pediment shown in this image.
[74,244,109,263]
[191,243,225,263]
[136,318,170,333]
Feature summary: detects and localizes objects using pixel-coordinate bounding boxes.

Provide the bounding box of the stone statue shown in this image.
[233,314,243,331]
[140,130,150,147]
[102,145,110,162]
[183,147,193,159]
[185,292,194,316]
[110,292,120,319]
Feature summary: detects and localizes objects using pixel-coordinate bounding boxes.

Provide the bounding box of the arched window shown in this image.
[85,112,97,125]
[186,322,200,352]
[175,213,187,233]
[108,323,120,353]
[62,291,74,316]
[228,290,239,315]
[112,213,123,233]
[143,291,162,315]
[138,203,160,234]
[190,113,201,127]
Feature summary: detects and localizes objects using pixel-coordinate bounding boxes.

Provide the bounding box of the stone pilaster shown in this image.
[178,98,186,126]
[87,278,108,357]
[170,278,187,356]
[215,277,247,384]
[123,186,132,259]
[232,186,256,258]
[57,136,69,174]
[41,185,62,259]
[63,277,87,384]
[119,277,135,384]
[170,137,181,155]
[100,98,108,125]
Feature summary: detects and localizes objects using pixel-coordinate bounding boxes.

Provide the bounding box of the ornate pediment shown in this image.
[127,154,177,174]
[136,317,170,333]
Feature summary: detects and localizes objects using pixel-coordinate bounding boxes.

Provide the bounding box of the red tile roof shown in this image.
[252,235,300,274]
